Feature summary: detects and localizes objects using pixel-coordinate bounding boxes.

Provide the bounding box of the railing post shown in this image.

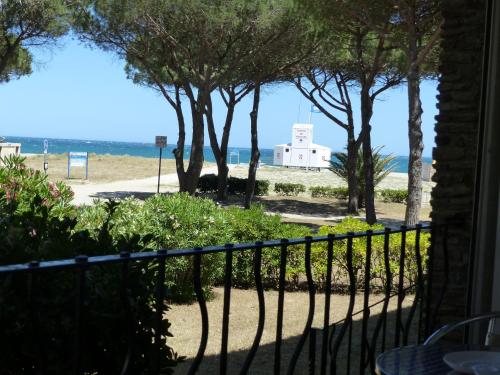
[403,224,424,346]
[119,251,133,375]
[368,227,393,372]
[330,232,356,375]
[395,226,407,347]
[425,223,435,337]
[240,242,265,374]
[155,249,167,374]
[320,234,334,375]
[359,230,372,374]
[274,239,288,375]
[288,236,316,374]
[28,261,46,373]
[188,249,209,375]
[220,244,233,375]
[73,255,88,375]
[309,328,317,375]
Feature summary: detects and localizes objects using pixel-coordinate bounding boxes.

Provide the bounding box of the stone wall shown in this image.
[430,0,487,329]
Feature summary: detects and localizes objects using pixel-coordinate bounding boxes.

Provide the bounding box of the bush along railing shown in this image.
[0,224,448,374]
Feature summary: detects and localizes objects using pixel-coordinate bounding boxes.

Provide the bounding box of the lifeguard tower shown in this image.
[0,137,21,160]
[273,124,331,169]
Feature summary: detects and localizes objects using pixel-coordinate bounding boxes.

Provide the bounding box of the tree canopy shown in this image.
[75,0,311,195]
[0,0,70,83]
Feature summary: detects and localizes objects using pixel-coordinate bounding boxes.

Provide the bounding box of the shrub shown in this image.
[228,176,269,196]
[314,217,430,291]
[197,173,218,193]
[0,159,179,374]
[77,194,232,302]
[309,186,349,199]
[225,205,311,288]
[0,155,75,220]
[330,146,397,206]
[198,174,270,196]
[274,182,306,196]
[254,179,270,196]
[378,189,408,203]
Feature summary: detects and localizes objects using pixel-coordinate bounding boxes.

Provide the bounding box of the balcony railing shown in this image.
[0,223,447,374]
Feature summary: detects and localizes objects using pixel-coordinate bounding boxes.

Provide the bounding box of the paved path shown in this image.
[68,166,218,205]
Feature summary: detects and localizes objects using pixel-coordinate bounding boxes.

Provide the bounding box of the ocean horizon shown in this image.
[4,135,432,174]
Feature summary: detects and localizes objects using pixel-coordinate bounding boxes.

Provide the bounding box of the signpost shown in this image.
[43,139,49,173]
[155,136,167,193]
[229,149,240,165]
[67,152,89,180]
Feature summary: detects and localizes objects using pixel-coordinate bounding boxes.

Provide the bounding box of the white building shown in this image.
[0,143,21,159]
[273,124,331,169]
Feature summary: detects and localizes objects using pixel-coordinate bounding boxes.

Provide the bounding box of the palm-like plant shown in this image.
[330,146,397,207]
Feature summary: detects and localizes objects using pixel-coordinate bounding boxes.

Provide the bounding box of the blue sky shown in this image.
[0,37,438,157]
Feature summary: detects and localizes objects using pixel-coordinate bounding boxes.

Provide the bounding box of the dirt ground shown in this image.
[219,195,431,229]
[168,287,419,374]
[23,153,178,183]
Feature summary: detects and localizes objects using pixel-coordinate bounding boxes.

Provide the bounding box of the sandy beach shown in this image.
[22,154,433,224]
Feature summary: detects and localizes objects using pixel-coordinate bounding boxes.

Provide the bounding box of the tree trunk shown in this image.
[405,33,424,225]
[360,88,376,224]
[205,92,236,201]
[245,83,261,209]
[217,103,233,200]
[172,87,188,192]
[181,87,207,195]
[346,125,359,214]
[404,71,423,226]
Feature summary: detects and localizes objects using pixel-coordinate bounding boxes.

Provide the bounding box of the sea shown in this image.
[3,136,432,173]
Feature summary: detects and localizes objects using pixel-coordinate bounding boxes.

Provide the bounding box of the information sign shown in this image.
[155,136,167,193]
[43,139,49,173]
[155,136,167,148]
[67,152,89,179]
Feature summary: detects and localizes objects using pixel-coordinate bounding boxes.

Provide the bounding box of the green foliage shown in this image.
[197,174,270,196]
[254,179,271,196]
[309,185,349,199]
[225,204,311,287]
[330,146,397,205]
[0,155,74,216]
[314,217,430,290]
[0,158,179,374]
[0,0,70,82]
[228,176,270,196]
[378,189,408,204]
[197,173,219,193]
[274,182,306,196]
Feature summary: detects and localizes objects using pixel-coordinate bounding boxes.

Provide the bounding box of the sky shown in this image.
[0,36,438,157]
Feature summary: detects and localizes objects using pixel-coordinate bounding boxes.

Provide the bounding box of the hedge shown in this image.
[274,182,306,196]
[377,189,408,203]
[197,174,270,196]
[309,186,349,199]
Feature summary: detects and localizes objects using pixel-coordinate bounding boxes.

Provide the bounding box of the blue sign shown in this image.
[68,152,89,179]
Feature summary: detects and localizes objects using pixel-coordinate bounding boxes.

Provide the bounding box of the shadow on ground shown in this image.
[172,302,420,375]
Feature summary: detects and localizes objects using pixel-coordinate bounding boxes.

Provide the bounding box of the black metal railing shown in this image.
[0,223,447,374]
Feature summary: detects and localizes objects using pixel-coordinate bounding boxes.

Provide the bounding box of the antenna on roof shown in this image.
[297,97,302,123]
